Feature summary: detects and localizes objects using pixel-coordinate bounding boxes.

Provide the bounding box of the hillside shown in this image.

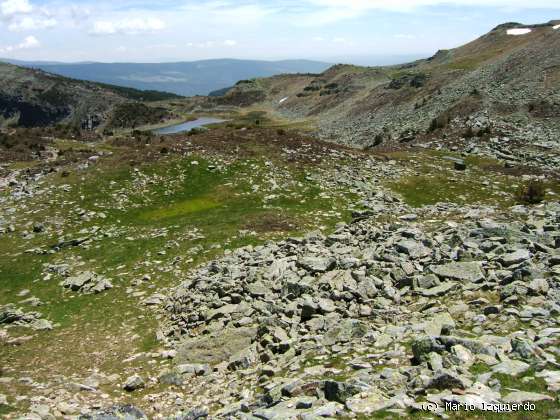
[0,61,180,129]
[9,59,332,97]
[222,21,560,151]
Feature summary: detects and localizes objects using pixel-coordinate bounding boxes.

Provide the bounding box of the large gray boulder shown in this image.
[430,262,484,282]
[176,327,257,365]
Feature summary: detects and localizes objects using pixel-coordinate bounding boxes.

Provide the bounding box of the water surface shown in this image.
[153,117,225,135]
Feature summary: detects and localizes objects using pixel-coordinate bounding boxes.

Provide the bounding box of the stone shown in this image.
[502,391,554,403]
[420,282,457,297]
[428,370,471,390]
[310,402,343,417]
[396,240,431,259]
[176,327,257,365]
[228,344,258,371]
[423,313,455,336]
[430,262,484,282]
[412,336,445,363]
[416,274,440,290]
[298,256,336,273]
[176,363,210,376]
[528,278,549,295]
[450,344,475,367]
[345,391,392,414]
[324,381,360,403]
[62,271,112,294]
[500,249,530,267]
[317,298,336,313]
[535,370,560,391]
[84,405,147,419]
[176,407,209,419]
[158,370,184,386]
[29,318,53,331]
[0,394,7,405]
[123,375,145,391]
[454,160,467,171]
[56,402,79,415]
[30,404,51,418]
[491,360,530,376]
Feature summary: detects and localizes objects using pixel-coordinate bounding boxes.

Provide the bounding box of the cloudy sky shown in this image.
[0,0,559,63]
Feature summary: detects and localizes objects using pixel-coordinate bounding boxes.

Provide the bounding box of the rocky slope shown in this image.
[0,61,179,129]
[150,201,560,419]
[221,21,560,153]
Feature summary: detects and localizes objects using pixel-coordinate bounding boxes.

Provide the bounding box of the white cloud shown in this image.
[91,17,166,35]
[0,34,39,54]
[0,0,32,18]
[395,33,416,39]
[181,2,275,24]
[224,39,237,46]
[309,0,560,11]
[300,0,560,24]
[1,0,59,33]
[8,15,56,30]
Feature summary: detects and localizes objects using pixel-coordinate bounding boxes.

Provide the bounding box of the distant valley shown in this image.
[3,58,331,97]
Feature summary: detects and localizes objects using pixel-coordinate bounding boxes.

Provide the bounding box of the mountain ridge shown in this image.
[219,20,560,149]
[4,58,332,97]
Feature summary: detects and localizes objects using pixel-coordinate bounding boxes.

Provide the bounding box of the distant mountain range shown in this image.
[2,59,332,97]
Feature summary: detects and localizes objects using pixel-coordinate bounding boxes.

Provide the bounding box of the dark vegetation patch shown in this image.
[208,86,232,97]
[0,93,69,127]
[527,99,560,118]
[216,88,266,107]
[174,127,361,165]
[516,180,546,204]
[387,73,428,90]
[108,103,172,129]
[94,83,183,102]
[243,212,299,233]
[36,85,73,107]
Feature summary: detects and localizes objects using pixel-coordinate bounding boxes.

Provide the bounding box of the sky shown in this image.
[0,0,559,64]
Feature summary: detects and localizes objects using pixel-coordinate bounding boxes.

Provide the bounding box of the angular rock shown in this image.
[123,375,145,392]
[430,262,484,282]
[500,249,530,267]
[502,391,553,404]
[298,256,336,273]
[492,360,530,376]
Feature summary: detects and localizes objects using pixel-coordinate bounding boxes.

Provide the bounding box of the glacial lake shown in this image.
[153,117,225,135]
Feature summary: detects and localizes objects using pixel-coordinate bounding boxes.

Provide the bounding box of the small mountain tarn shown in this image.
[153,118,226,135]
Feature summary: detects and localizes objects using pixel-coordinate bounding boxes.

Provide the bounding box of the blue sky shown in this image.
[0,0,559,63]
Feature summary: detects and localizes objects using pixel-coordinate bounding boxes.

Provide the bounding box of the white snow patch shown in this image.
[554,24,560,30]
[279,97,289,104]
[507,28,532,36]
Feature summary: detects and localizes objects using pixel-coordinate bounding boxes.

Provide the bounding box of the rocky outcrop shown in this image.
[156,202,560,417]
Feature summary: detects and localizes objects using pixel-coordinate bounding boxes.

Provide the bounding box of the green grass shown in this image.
[140,197,220,220]
[383,149,560,208]
[0,146,358,412]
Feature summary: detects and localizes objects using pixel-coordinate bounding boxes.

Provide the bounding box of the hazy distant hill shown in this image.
[0,61,179,128]
[5,59,332,97]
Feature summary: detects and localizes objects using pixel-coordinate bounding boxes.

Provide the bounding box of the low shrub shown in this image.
[515,180,546,204]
